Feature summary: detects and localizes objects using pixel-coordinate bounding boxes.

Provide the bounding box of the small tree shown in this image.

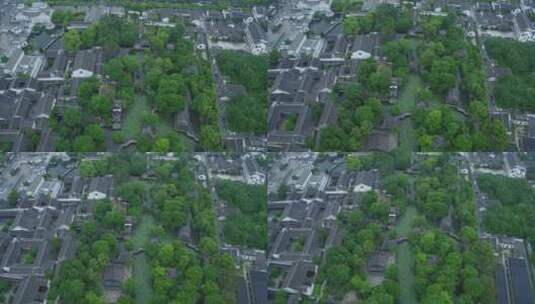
[63,29,81,52]
[7,190,19,207]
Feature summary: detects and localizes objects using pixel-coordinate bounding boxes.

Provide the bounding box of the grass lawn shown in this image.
[132,214,155,304]
[395,39,448,152]
[121,95,193,149]
[397,76,422,152]
[133,253,152,304]
[395,206,418,304]
[399,118,417,153]
[398,75,421,113]
[132,215,154,248]
[122,96,152,141]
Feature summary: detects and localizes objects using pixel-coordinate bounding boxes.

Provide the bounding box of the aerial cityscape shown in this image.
[0,151,533,303]
[0,152,267,303]
[268,152,535,303]
[266,0,535,152]
[0,0,535,303]
[0,0,533,152]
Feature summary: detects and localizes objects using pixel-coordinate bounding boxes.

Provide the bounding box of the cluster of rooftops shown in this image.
[0,153,121,303]
[268,154,391,303]
[0,0,274,153]
[267,28,400,152]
